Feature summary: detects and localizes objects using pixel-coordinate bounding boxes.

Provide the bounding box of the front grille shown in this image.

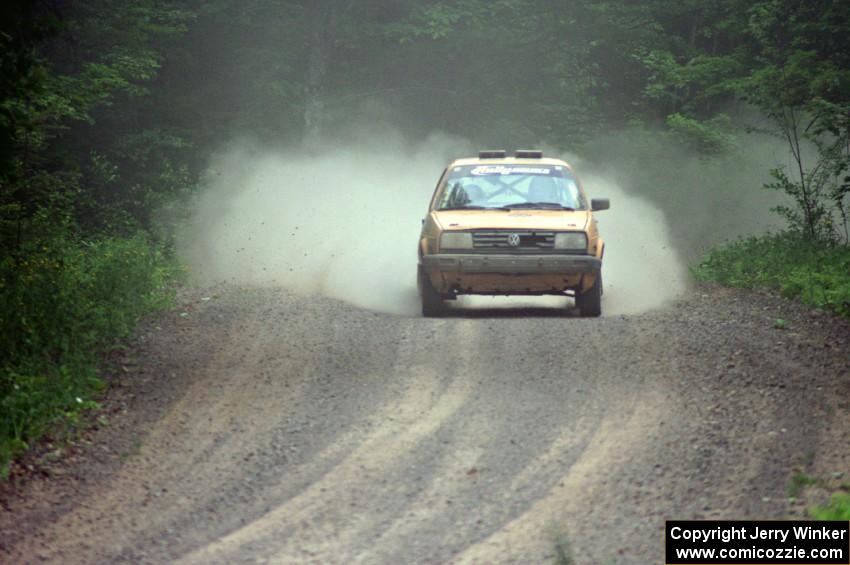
[472,231,555,249]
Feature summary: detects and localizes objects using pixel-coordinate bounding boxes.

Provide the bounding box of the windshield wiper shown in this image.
[498,202,576,211]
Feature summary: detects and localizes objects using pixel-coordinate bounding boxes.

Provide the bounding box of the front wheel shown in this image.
[576,273,602,317]
[418,265,445,317]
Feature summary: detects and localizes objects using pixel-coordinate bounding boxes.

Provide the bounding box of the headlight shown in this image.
[554,232,587,251]
[440,232,473,250]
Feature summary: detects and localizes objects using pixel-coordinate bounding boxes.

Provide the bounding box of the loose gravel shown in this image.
[1,284,848,564]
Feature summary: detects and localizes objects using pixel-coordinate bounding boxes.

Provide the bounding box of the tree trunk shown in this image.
[303,0,353,148]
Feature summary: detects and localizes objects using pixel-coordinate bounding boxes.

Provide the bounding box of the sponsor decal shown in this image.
[470,166,552,176]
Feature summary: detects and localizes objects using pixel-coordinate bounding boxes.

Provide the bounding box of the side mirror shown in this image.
[591,198,610,211]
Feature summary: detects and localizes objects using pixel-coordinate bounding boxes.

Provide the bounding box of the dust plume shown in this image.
[582,170,688,315]
[180,131,470,315]
[179,131,686,316]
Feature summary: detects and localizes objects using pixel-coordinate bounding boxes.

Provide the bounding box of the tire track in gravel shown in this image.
[2,286,848,565]
[179,322,477,564]
[11,303,297,562]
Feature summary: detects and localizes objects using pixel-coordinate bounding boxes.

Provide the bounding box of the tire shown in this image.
[418,265,445,317]
[576,272,602,317]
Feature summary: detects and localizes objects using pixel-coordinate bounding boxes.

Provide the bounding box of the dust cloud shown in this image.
[180,131,469,315]
[179,131,686,316]
[582,171,688,315]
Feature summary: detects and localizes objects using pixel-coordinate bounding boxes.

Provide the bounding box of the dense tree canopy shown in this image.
[2,0,848,248]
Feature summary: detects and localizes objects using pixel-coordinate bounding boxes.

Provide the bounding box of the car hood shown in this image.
[433,209,590,231]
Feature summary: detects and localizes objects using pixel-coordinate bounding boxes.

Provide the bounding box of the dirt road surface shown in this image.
[1,286,849,564]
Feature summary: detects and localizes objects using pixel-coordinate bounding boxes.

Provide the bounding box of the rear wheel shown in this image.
[418,265,445,317]
[576,273,602,317]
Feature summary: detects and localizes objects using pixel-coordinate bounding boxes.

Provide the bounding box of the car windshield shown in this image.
[436,164,586,211]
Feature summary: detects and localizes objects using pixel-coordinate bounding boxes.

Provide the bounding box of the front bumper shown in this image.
[420,253,601,274]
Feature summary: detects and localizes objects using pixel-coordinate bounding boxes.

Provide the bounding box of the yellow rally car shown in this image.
[417,150,609,317]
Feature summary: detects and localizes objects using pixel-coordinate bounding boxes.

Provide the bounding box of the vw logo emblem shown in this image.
[507,233,521,247]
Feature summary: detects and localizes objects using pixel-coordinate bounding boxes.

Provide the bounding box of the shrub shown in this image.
[0,234,177,475]
[694,232,850,317]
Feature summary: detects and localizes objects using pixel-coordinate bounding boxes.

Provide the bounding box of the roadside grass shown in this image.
[700,231,850,518]
[0,235,179,477]
[787,471,850,521]
[810,493,850,520]
[788,473,821,498]
[693,232,850,318]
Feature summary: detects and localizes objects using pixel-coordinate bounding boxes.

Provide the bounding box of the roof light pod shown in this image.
[478,150,507,159]
[515,150,543,158]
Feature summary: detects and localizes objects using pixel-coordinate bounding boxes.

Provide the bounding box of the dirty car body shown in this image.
[417,150,609,317]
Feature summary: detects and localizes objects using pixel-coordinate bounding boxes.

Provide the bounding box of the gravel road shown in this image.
[1,285,849,564]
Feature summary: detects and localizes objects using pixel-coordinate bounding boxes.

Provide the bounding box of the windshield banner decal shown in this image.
[470,166,552,176]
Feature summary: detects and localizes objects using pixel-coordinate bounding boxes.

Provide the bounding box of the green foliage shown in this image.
[624,0,850,241]
[789,473,820,497]
[0,235,176,475]
[695,232,850,317]
[764,163,837,243]
[736,3,850,241]
[810,493,850,521]
[0,1,198,248]
[666,113,736,154]
[0,0,196,475]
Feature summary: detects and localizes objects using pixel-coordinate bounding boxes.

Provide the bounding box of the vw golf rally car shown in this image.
[417,150,609,317]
